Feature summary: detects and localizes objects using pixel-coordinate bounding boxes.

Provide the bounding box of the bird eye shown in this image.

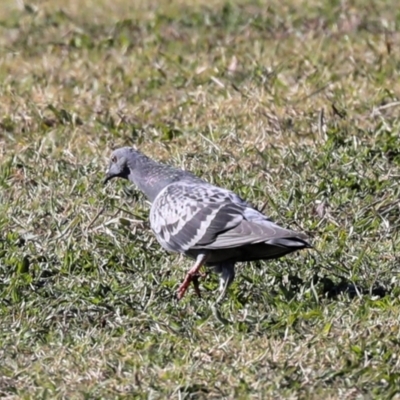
[111,155,117,163]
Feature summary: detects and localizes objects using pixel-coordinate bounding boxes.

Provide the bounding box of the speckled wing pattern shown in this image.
[149,181,305,255]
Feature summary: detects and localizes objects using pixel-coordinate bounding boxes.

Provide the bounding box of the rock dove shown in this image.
[104,147,311,300]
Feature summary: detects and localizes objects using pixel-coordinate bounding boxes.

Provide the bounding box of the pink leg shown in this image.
[177,254,208,300]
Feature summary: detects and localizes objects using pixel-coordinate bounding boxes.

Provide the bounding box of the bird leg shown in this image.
[191,275,202,298]
[214,263,235,304]
[177,254,208,300]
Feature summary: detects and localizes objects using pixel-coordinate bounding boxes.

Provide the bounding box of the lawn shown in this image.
[1,0,400,398]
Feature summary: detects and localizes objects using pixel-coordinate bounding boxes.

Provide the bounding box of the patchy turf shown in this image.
[1,0,400,398]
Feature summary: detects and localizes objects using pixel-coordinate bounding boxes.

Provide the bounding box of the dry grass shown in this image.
[1,0,400,398]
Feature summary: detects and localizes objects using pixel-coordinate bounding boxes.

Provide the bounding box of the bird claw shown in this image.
[177,271,206,300]
[177,273,193,300]
[192,274,202,298]
[177,255,208,300]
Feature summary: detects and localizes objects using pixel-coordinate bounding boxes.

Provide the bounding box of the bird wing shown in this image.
[150,181,308,254]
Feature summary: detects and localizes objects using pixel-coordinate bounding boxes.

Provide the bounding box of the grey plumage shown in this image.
[104,147,311,300]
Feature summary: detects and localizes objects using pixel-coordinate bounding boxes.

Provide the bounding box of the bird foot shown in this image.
[177,274,193,300]
[192,275,202,298]
[177,254,208,300]
[177,271,205,300]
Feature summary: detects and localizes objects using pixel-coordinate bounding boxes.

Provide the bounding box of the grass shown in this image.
[1,0,400,398]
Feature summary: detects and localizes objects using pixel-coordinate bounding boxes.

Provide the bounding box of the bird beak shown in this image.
[103,171,113,184]
[103,162,129,184]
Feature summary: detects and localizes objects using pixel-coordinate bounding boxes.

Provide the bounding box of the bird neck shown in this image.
[127,156,177,203]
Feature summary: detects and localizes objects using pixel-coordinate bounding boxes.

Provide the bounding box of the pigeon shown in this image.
[104,147,311,301]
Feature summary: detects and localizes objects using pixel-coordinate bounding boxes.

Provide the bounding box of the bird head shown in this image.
[103,147,133,184]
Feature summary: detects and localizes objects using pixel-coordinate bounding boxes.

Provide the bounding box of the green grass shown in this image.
[1,0,400,398]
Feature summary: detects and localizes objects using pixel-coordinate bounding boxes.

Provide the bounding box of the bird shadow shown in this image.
[277,273,389,300]
[209,273,392,328]
[317,276,388,299]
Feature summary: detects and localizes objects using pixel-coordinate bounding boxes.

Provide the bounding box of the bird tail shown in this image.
[266,236,312,249]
